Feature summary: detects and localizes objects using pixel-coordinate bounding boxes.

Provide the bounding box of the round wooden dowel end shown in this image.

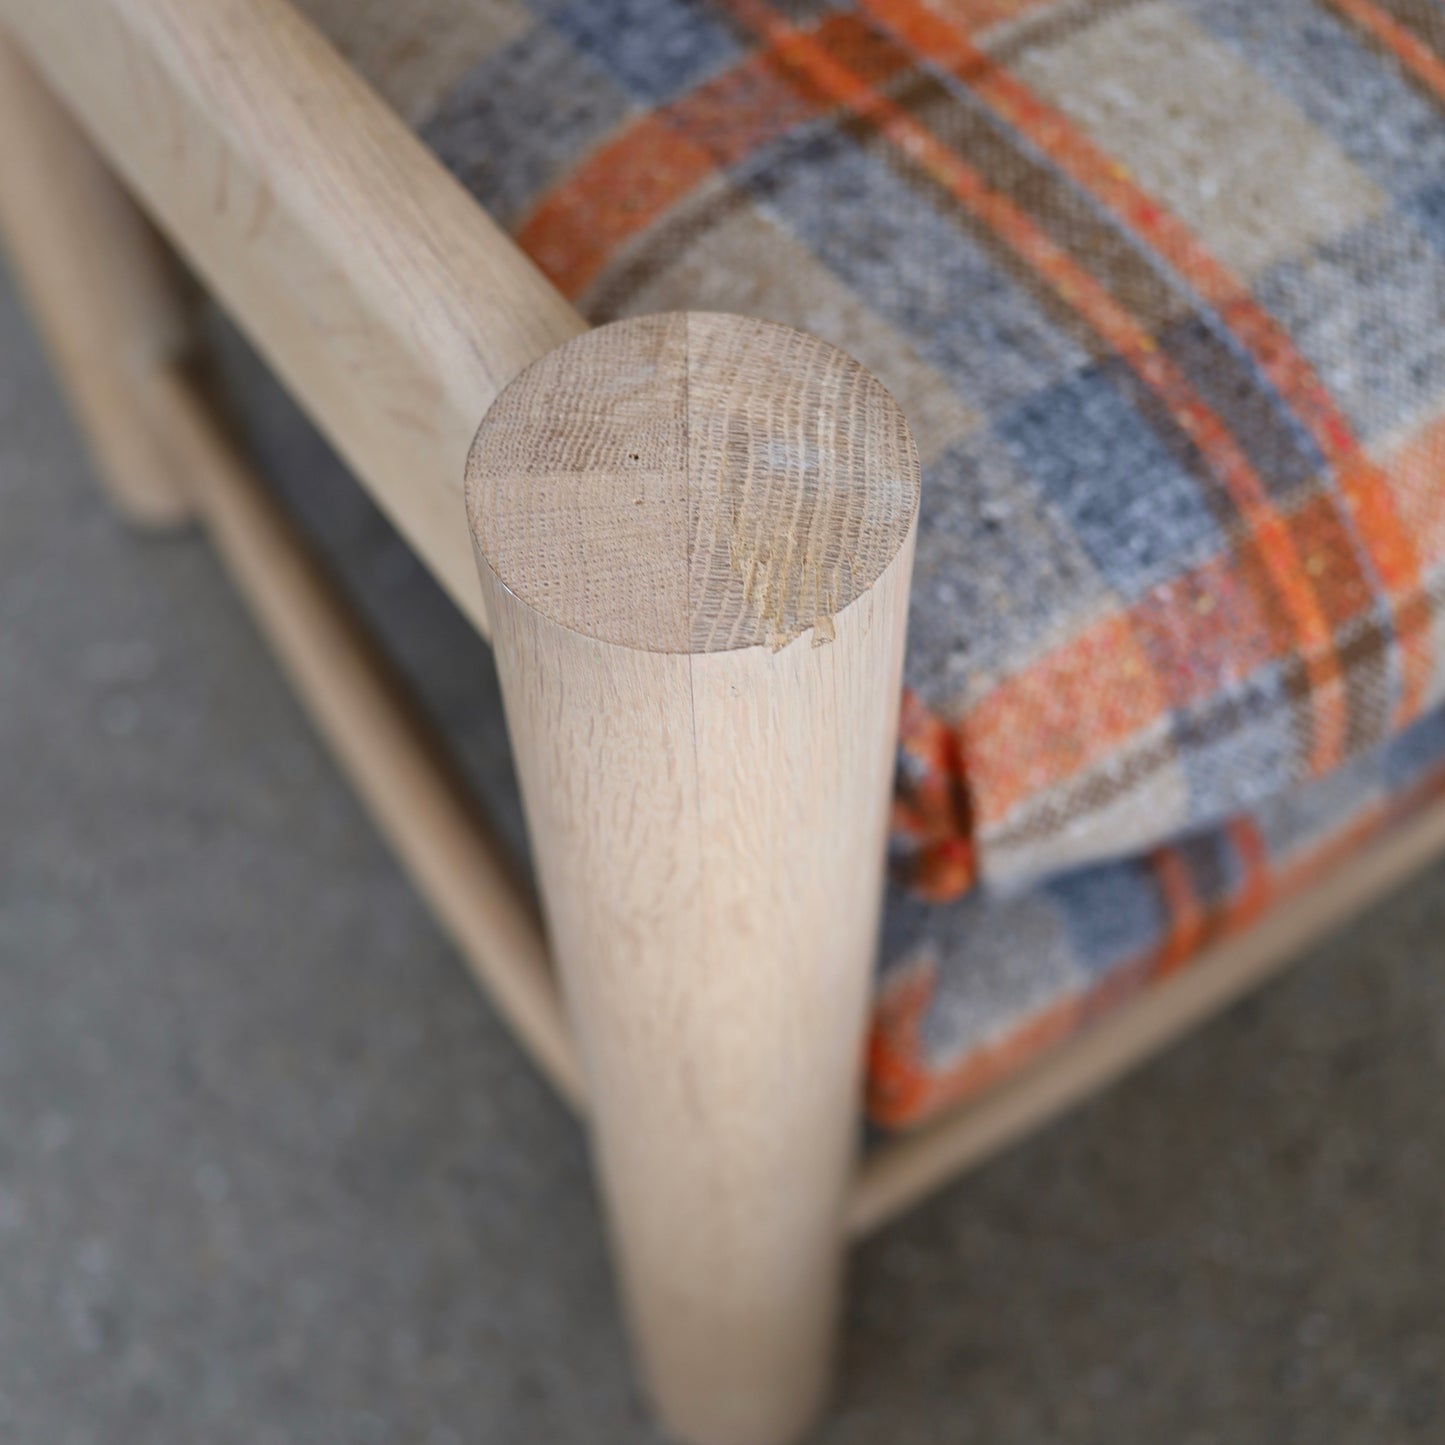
[467,311,918,655]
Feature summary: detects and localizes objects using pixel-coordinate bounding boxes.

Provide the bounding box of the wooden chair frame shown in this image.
[6,3,1445,1440]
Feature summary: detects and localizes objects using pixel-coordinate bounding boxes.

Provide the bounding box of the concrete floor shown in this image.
[2,263,1444,1445]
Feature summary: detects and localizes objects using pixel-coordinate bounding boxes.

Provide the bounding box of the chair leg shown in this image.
[0,28,194,528]
[468,313,919,1445]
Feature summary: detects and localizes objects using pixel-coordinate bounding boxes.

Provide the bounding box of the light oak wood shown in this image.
[850,789,1445,1238]
[469,313,919,1445]
[11,3,1443,1437]
[144,359,584,1108]
[0,0,586,631]
[0,28,193,526]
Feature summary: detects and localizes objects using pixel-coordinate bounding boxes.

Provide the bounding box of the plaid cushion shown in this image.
[874,702,1445,1124]
[294,0,1445,1126]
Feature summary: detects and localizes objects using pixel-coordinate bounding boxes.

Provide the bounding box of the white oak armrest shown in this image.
[0,0,587,633]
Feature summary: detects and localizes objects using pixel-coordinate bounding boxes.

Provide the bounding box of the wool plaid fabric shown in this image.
[296,0,1445,1126]
[874,702,1445,1124]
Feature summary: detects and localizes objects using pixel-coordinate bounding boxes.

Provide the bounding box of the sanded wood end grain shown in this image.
[466,311,920,655]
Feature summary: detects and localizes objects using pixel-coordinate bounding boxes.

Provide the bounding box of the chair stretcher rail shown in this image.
[146,361,586,1109]
[849,789,1445,1237]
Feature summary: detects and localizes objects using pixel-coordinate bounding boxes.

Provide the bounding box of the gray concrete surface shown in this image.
[2,263,1444,1445]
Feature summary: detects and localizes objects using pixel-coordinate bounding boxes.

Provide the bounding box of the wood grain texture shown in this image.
[470,313,919,1445]
[0,0,586,631]
[0,28,193,526]
[469,312,919,653]
[145,360,584,1108]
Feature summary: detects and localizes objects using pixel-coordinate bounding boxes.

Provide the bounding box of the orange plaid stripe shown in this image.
[1327,0,1445,99]
[1132,548,1293,712]
[713,0,1361,783]
[858,0,1433,734]
[868,769,1445,1128]
[1386,409,1445,568]
[963,612,1166,828]
[516,12,915,299]
[1149,845,1206,976]
[517,114,716,298]
[892,689,977,899]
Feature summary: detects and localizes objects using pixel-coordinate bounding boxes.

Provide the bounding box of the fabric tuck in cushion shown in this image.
[292,0,1445,1127]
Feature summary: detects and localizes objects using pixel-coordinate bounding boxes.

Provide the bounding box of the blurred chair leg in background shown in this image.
[0,28,195,529]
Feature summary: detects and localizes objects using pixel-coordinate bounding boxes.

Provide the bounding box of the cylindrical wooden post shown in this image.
[0,29,194,527]
[468,313,919,1445]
